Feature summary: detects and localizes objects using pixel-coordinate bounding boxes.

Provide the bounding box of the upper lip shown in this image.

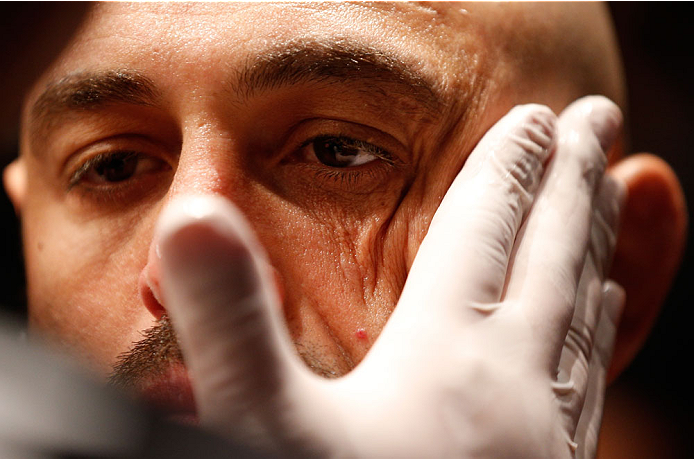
[137,363,197,420]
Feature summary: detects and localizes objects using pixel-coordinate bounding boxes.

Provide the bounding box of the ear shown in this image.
[606,153,687,382]
[3,158,27,214]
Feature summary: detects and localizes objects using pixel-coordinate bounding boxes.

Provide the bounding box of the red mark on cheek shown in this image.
[355,328,367,340]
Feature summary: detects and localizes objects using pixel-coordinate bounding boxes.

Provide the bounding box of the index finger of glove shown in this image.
[156,196,298,436]
[504,96,622,369]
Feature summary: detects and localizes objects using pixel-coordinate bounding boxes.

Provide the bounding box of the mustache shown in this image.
[108,314,184,389]
[108,313,347,389]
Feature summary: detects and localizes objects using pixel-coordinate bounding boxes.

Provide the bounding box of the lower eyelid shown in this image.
[67,167,172,207]
[286,157,395,191]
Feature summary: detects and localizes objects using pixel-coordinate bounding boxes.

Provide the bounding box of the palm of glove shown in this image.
[157,97,625,458]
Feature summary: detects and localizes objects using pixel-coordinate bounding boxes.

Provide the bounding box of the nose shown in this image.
[139,201,286,322]
[138,131,246,320]
[140,240,166,320]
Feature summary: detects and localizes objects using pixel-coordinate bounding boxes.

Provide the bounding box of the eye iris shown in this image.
[313,137,361,168]
[94,154,138,182]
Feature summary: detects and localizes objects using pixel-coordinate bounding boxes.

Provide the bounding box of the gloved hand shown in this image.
[156,96,625,458]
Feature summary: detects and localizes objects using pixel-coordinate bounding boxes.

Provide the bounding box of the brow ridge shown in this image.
[31,70,159,132]
[235,39,443,113]
[28,41,444,141]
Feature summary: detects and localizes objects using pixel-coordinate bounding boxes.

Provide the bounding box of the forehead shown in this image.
[79,2,475,55]
[33,2,487,100]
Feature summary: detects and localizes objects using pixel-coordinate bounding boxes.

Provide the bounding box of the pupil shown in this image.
[96,155,137,182]
[314,138,358,168]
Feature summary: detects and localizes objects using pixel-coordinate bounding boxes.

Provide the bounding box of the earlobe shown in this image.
[606,153,687,382]
[3,158,27,214]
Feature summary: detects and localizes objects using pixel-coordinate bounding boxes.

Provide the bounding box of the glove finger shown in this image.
[588,174,626,280]
[553,173,626,440]
[573,280,624,459]
[503,96,621,370]
[157,195,299,447]
[553,252,601,449]
[396,104,557,324]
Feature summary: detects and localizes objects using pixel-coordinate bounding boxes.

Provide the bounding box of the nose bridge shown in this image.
[168,123,246,200]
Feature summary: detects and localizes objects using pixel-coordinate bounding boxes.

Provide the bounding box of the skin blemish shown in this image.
[355,328,367,340]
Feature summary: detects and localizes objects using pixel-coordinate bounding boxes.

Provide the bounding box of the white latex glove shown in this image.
[157,96,625,458]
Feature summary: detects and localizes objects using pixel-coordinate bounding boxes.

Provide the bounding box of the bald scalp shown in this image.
[483,2,625,113]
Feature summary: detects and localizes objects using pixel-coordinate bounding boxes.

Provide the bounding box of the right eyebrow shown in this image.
[29,70,160,135]
[235,39,445,114]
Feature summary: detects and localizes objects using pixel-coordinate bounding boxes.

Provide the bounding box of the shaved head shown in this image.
[10,0,634,392]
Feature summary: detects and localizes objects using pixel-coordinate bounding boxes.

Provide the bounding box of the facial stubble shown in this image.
[109,313,341,396]
[108,314,183,390]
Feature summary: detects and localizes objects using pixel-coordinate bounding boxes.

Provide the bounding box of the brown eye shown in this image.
[309,136,385,168]
[91,152,139,182]
[73,151,168,187]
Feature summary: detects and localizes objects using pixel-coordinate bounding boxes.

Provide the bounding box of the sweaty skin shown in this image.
[17,2,626,380]
[4,3,688,457]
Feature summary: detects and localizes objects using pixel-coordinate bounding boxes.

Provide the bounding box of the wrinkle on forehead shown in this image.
[29,3,488,110]
[83,1,486,86]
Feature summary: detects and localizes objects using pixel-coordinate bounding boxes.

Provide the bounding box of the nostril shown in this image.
[139,267,166,320]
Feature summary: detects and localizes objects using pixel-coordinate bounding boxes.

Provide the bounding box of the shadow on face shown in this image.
[1,2,685,415]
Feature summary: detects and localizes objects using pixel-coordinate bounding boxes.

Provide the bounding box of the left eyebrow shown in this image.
[29,70,160,136]
[235,39,445,115]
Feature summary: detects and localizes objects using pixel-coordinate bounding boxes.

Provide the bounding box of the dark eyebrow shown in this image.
[235,40,444,114]
[28,41,444,139]
[30,70,159,134]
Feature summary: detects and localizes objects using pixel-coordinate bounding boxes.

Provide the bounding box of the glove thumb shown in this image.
[156,195,297,449]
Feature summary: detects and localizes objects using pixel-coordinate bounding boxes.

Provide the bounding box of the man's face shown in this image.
[18,2,619,396]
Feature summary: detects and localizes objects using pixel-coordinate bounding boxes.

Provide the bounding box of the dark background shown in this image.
[597,4,693,458]
[1,3,692,457]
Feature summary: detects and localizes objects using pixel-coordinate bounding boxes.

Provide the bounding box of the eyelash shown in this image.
[66,133,400,203]
[287,134,399,187]
[68,151,136,189]
[299,135,394,163]
[65,149,173,207]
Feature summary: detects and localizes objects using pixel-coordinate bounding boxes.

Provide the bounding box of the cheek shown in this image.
[246,193,416,365]
[23,202,156,376]
[238,146,464,371]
